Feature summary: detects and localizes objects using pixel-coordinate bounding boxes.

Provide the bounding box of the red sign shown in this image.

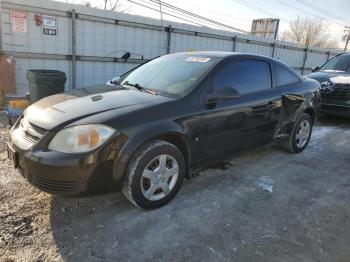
[11,10,28,33]
[34,14,42,27]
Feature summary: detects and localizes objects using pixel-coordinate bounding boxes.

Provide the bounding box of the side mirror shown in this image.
[311,66,319,72]
[121,52,131,61]
[206,86,240,104]
[106,76,121,86]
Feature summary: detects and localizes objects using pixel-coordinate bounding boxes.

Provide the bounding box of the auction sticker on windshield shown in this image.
[186,57,211,62]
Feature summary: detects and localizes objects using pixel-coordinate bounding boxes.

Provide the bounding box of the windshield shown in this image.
[319,55,350,72]
[120,54,219,96]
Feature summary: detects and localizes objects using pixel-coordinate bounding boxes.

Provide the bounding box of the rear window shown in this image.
[275,65,300,87]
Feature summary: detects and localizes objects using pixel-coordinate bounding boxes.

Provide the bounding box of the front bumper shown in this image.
[7,121,125,195]
[321,103,350,118]
[320,84,350,117]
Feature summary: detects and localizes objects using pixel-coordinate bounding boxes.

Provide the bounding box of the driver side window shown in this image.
[213,60,272,94]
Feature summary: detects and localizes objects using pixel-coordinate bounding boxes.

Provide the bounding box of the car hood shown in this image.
[307,70,350,83]
[24,85,171,130]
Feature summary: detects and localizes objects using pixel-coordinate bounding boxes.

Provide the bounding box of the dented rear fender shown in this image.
[275,88,321,137]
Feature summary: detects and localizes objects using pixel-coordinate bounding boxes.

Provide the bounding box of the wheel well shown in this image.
[154,133,191,179]
[304,108,315,123]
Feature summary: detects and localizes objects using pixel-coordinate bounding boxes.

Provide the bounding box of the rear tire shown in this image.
[287,113,313,153]
[122,140,185,209]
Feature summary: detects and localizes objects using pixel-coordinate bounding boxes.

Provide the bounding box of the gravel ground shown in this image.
[0,116,350,262]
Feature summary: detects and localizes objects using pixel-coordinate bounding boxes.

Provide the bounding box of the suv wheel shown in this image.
[122,140,185,209]
[288,113,313,153]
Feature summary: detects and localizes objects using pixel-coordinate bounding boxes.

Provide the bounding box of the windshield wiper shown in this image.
[122,81,158,95]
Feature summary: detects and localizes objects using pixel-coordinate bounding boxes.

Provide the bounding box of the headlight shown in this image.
[320,81,333,92]
[320,81,331,87]
[48,125,117,153]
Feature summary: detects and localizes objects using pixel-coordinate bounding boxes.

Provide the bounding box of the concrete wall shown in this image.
[0,0,343,95]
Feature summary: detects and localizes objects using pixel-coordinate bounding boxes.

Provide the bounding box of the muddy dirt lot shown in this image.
[0,116,350,262]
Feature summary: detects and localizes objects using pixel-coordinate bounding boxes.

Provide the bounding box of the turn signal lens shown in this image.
[90,129,100,147]
[48,125,117,153]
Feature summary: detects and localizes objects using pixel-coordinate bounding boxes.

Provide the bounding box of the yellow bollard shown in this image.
[8,99,30,109]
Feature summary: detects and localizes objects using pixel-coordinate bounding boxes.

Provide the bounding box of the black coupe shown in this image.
[8,52,321,209]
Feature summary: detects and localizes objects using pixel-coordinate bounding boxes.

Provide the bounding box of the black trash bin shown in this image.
[26,70,66,103]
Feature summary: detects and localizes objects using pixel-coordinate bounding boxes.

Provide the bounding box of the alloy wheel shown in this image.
[295,119,311,148]
[140,154,179,201]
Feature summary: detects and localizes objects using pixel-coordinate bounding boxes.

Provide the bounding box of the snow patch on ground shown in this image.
[311,126,335,140]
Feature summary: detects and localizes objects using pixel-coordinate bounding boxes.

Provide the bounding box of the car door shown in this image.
[196,58,282,163]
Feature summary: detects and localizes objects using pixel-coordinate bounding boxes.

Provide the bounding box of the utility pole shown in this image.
[158,0,167,55]
[345,26,350,52]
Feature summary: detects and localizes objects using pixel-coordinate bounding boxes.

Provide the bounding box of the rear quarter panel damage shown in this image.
[274,90,321,137]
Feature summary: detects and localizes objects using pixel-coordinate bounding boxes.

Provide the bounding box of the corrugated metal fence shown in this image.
[0,0,344,95]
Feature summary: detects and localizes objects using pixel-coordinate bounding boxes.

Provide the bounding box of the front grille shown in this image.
[20,118,47,143]
[321,84,350,100]
[29,174,82,193]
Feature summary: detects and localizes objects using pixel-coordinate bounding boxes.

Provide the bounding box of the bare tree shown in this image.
[82,0,91,7]
[104,0,120,11]
[280,16,338,49]
[63,0,127,12]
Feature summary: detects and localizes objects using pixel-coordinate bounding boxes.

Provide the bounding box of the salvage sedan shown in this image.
[308,53,350,117]
[8,52,321,209]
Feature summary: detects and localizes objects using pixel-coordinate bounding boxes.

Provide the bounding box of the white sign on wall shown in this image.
[251,18,280,39]
[43,15,57,35]
[11,10,28,33]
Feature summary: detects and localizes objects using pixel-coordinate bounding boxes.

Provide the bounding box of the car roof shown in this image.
[167,51,276,60]
[338,53,350,57]
[164,51,300,75]
[171,51,237,57]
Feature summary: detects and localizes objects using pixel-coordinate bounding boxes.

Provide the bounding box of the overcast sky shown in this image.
[57,0,350,48]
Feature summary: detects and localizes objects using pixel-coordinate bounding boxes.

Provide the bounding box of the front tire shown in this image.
[288,113,313,153]
[122,140,185,209]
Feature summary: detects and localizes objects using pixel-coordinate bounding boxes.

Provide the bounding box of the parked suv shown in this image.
[307,53,350,117]
[8,52,321,209]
